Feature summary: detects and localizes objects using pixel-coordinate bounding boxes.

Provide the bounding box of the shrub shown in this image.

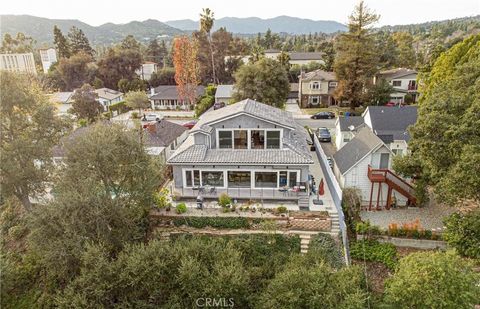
[109,101,131,114]
[355,221,381,238]
[131,111,139,119]
[276,206,288,214]
[384,251,480,308]
[307,234,345,269]
[173,217,250,229]
[218,193,232,207]
[350,240,397,270]
[175,203,187,214]
[153,189,171,209]
[443,209,480,259]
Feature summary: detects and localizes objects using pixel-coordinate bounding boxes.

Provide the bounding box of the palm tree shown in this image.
[200,8,216,84]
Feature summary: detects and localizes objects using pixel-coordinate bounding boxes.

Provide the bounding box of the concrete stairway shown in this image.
[330,213,340,235]
[299,233,312,254]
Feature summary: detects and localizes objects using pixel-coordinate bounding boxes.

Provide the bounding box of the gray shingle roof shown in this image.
[150,85,205,100]
[48,92,74,104]
[168,99,313,165]
[215,85,234,99]
[338,116,365,131]
[301,69,336,81]
[290,52,324,61]
[365,106,418,142]
[143,120,187,147]
[333,127,385,174]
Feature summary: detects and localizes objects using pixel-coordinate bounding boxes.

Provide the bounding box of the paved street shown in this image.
[295,118,336,129]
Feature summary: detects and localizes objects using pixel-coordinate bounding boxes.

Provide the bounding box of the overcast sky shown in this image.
[3,0,479,26]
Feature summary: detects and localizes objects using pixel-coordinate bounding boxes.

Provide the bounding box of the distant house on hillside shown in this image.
[136,61,158,81]
[39,48,57,73]
[95,88,124,111]
[0,53,37,75]
[149,85,205,110]
[298,69,339,108]
[374,68,419,104]
[227,50,325,66]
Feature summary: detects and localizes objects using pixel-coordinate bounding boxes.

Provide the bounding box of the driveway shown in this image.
[295,118,336,129]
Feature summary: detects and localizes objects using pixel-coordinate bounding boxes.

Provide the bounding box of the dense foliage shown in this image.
[402,34,480,205]
[384,251,480,308]
[350,240,398,270]
[173,216,251,229]
[443,209,480,259]
[232,58,290,107]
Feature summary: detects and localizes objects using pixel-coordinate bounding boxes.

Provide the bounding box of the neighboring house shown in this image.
[334,116,366,150]
[362,106,417,156]
[332,106,418,208]
[149,85,205,110]
[374,68,419,104]
[0,52,37,75]
[48,92,74,115]
[143,119,189,163]
[215,84,234,104]
[167,99,313,207]
[228,50,324,66]
[287,83,299,104]
[39,48,57,73]
[298,69,339,108]
[95,88,124,111]
[136,61,158,81]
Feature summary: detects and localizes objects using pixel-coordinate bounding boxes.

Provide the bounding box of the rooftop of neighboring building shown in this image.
[333,127,386,175]
[364,106,418,142]
[94,88,123,100]
[215,84,234,98]
[289,51,324,61]
[143,120,188,147]
[377,68,417,80]
[48,92,74,104]
[150,85,205,100]
[300,69,336,81]
[337,116,365,131]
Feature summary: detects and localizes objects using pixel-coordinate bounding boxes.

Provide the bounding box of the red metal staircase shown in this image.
[367,165,416,210]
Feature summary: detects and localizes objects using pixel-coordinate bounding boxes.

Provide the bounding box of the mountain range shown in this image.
[1,14,346,46]
[165,16,347,34]
[0,15,183,46]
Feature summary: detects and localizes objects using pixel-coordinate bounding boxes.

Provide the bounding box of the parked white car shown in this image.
[143,114,160,121]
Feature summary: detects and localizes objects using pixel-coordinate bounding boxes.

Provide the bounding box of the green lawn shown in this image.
[302,106,365,116]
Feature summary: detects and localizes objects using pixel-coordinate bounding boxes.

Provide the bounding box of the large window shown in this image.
[255,172,277,188]
[251,130,265,149]
[193,170,200,186]
[218,131,233,149]
[279,171,288,187]
[201,171,224,186]
[185,170,192,187]
[234,130,248,149]
[289,171,297,187]
[266,131,280,149]
[228,171,251,188]
[185,170,201,187]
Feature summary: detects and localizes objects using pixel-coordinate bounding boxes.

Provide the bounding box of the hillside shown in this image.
[166,15,347,34]
[0,15,183,46]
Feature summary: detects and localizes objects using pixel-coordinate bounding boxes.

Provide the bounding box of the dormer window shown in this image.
[266,131,280,149]
[219,131,233,148]
[217,129,281,149]
[311,82,320,90]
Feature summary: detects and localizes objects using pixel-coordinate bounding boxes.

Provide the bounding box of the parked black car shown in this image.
[316,127,331,142]
[213,102,226,110]
[311,111,335,119]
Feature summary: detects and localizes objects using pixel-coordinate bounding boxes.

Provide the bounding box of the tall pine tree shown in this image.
[68,26,95,57]
[53,25,70,59]
[334,1,379,109]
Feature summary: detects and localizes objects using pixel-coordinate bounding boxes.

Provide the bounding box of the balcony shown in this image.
[174,183,309,201]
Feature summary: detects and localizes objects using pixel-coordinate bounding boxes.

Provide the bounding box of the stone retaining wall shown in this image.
[358,235,447,250]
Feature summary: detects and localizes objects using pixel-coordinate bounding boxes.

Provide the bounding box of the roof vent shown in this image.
[348,125,355,131]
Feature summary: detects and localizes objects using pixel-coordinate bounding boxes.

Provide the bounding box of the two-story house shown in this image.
[332,106,418,209]
[95,88,124,111]
[298,69,338,108]
[167,99,313,207]
[374,68,419,104]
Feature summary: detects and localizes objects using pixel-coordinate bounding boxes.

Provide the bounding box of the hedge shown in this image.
[350,240,398,270]
[173,216,250,229]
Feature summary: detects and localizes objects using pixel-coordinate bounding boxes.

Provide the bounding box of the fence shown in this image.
[313,134,351,265]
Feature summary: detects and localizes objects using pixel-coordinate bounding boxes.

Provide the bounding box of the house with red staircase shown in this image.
[332,106,418,209]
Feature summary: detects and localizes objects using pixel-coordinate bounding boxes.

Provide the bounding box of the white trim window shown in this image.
[309,96,320,105]
[392,80,402,87]
[310,82,320,90]
[216,129,282,150]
